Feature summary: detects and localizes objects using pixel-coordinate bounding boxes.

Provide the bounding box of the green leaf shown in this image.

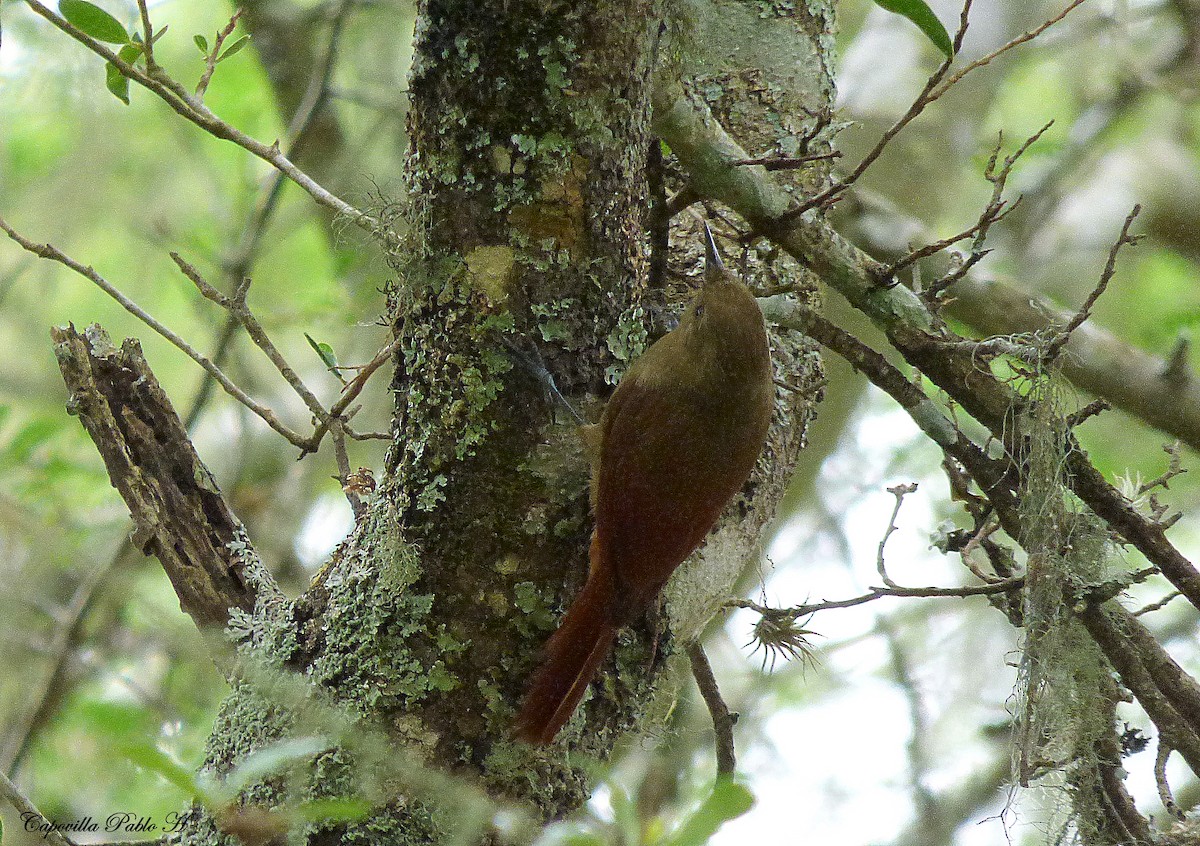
[307,333,340,372]
[116,739,205,799]
[104,64,130,103]
[873,0,954,58]
[118,40,143,61]
[217,35,251,62]
[223,736,331,795]
[560,835,606,846]
[292,798,372,824]
[663,779,755,846]
[59,0,131,44]
[77,699,154,738]
[104,42,141,105]
[194,33,209,54]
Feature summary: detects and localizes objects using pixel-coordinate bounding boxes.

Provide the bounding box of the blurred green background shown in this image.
[3,0,1200,844]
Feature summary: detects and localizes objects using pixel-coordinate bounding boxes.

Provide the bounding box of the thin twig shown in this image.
[687,642,736,777]
[0,217,308,447]
[877,483,918,587]
[185,0,356,439]
[732,151,841,171]
[133,0,158,73]
[887,199,1015,280]
[303,335,403,455]
[195,10,243,101]
[779,0,1087,224]
[0,768,78,846]
[1137,441,1186,495]
[328,417,365,518]
[170,253,329,425]
[1134,591,1182,617]
[1065,399,1111,429]
[928,0,1090,101]
[777,0,975,222]
[1155,742,1186,820]
[1043,204,1142,364]
[925,122,1054,298]
[21,0,394,246]
[728,576,1025,619]
[958,517,1004,583]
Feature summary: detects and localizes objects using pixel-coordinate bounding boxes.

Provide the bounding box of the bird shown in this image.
[514,222,774,744]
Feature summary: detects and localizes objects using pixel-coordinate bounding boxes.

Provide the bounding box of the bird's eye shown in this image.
[694,304,705,318]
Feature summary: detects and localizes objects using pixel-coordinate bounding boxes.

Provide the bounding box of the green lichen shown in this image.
[531,299,576,342]
[464,245,516,305]
[391,269,516,514]
[1014,373,1120,841]
[377,511,422,593]
[604,303,650,384]
[476,679,506,717]
[513,580,557,631]
[752,0,795,17]
[303,562,455,717]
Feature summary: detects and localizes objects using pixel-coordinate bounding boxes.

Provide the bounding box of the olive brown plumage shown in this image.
[514,224,774,744]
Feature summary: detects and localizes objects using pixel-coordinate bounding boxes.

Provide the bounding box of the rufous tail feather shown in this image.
[514,572,617,744]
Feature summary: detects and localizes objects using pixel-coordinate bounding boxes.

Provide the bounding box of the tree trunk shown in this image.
[53,1,831,842]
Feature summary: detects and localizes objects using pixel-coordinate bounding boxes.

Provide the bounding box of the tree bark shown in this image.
[51,324,275,630]
[55,2,829,842]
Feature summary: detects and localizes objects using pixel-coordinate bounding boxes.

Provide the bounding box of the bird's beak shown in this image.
[702,221,724,284]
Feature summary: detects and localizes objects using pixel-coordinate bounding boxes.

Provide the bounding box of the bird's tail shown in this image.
[514,571,618,744]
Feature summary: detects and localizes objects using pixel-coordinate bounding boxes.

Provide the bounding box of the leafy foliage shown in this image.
[871,0,952,57]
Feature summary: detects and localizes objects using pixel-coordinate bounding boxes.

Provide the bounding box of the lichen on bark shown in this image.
[154,0,834,840]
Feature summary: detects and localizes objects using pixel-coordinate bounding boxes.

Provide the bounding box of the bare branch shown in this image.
[346,427,391,441]
[729,576,1025,620]
[1043,204,1143,364]
[687,642,737,777]
[877,483,918,587]
[21,0,395,246]
[303,335,404,455]
[52,324,278,629]
[329,418,366,519]
[0,217,309,446]
[1066,399,1110,429]
[1138,441,1188,498]
[762,299,1027,539]
[133,0,158,73]
[843,189,1200,451]
[958,517,1005,583]
[777,0,974,221]
[887,199,1014,282]
[170,253,329,426]
[929,0,1090,101]
[778,0,1087,224]
[919,122,1054,298]
[1156,742,1187,820]
[1134,591,1182,617]
[0,769,77,846]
